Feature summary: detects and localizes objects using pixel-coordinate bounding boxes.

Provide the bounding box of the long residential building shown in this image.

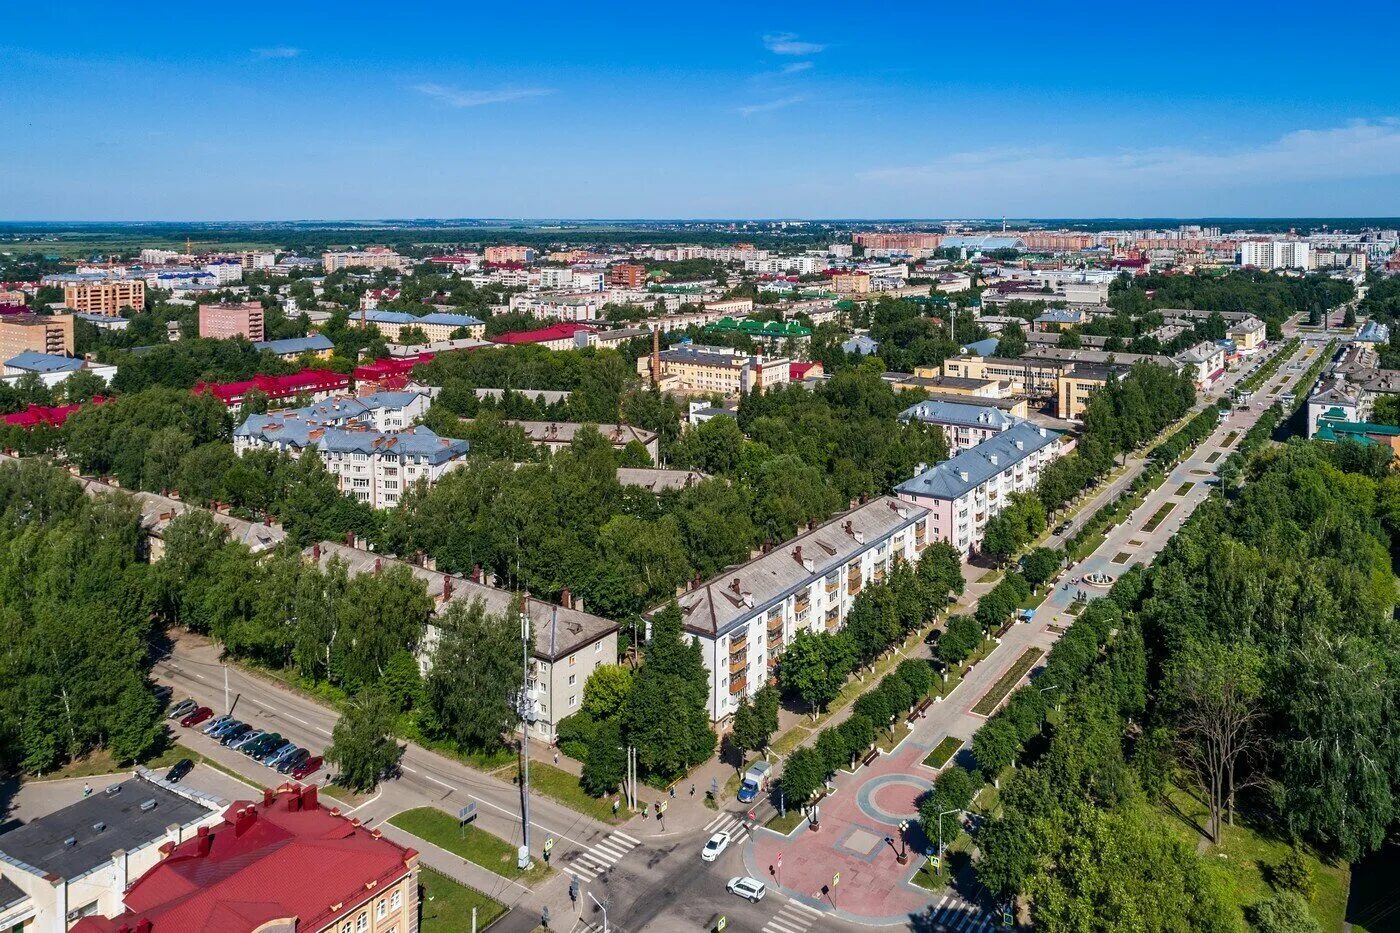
[198,301,265,341]
[0,312,74,358]
[645,344,790,395]
[652,496,931,721]
[352,308,486,342]
[63,280,145,316]
[321,248,407,272]
[894,421,1067,555]
[234,391,468,508]
[898,399,1024,453]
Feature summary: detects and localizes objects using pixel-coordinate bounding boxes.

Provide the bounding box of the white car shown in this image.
[727,876,767,902]
[701,831,731,862]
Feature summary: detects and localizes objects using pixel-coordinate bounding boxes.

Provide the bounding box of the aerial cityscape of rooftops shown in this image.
[6,7,1400,932]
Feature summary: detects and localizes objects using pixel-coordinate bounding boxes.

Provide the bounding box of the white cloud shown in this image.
[738,96,805,116]
[780,61,814,75]
[252,47,300,59]
[857,120,1400,201]
[414,84,554,108]
[763,33,826,56]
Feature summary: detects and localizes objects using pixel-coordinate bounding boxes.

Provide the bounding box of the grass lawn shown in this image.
[911,859,944,892]
[1157,780,1350,931]
[1111,551,1132,564]
[765,809,807,834]
[388,807,551,884]
[1206,451,1223,463]
[771,725,813,758]
[1019,589,1048,611]
[1067,531,1106,562]
[922,737,963,770]
[877,721,912,754]
[971,647,1045,717]
[1065,602,1086,616]
[418,865,507,932]
[1142,502,1177,533]
[34,741,255,787]
[1176,482,1195,495]
[497,761,623,824]
[976,568,1002,584]
[1223,431,1240,446]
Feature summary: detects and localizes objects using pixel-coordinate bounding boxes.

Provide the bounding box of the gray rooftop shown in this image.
[253,333,334,355]
[656,495,928,638]
[4,351,84,374]
[616,467,708,492]
[895,421,1062,501]
[899,399,1022,432]
[0,775,216,882]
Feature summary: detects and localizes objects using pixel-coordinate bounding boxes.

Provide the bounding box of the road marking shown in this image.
[423,773,454,791]
[702,812,752,844]
[763,899,820,933]
[566,830,641,881]
[344,789,381,814]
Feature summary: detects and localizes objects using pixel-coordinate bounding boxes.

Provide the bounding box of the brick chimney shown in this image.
[560,587,572,609]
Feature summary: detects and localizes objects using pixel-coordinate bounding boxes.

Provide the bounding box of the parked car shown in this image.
[208,719,243,739]
[164,758,195,783]
[181,707,213,728]
[726,877,766,902]
[220,723,253,746]
[737,762,770,804]
[244,733,281,757]
[229,729,265,751]
[260,742,296,766]
[1053,522,1070,535]
[267,745,304,769]
[167,698,197,719]
[701,831,731,862]
[291,756,323,780]
[201,715,233,735]
[276,749,310,774]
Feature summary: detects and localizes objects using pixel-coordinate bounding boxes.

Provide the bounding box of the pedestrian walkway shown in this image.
[703,810,755,846]
[762,897,826,933]
[921,894,1000,932]
[563,829,641,882]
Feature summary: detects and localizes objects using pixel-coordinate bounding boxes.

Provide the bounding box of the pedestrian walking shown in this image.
[82,782,91,798]
[553,750,559,765]
[642,803,649,819]
[690,783,696,797]
[613,798,620,815]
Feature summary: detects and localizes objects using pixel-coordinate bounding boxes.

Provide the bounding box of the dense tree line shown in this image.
[971,441,1400,930]
[0,460,164,773]
[1110,270,1353,339]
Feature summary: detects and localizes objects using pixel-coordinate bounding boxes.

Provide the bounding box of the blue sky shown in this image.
[3,2,1399,220]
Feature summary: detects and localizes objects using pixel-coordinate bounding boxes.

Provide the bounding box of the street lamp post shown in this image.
[588,891,610,933]
[516,608,535,871]
[936,808,966,876]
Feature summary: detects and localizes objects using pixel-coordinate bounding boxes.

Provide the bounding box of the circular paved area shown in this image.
[857,773,932,825]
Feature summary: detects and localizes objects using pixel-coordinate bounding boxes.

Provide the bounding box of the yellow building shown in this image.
[64,280,145,316]
[0,312,75,359]
[648,345,790,395]
[937,356,1067,396]
[832,272,871,295]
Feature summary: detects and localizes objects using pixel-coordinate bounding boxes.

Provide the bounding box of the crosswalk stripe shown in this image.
[610,830,639,845]
[763,920,805,933]
[592,840,632,859]
[785,900,824,918]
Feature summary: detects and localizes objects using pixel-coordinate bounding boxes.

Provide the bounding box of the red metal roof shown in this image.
[351,355,435,382]
[2,397,107,429]
[192,369,351,406]
[490,323,594,345]
[73,785,417,933]
[789,361,821,380]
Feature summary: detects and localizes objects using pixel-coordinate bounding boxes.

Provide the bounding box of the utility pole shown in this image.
[936,808,966,876]
[223,664,230,715]
[588,891,610,933]
[516,607,534,871]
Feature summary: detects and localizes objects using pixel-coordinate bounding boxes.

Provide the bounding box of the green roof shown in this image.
[703,317,812,337]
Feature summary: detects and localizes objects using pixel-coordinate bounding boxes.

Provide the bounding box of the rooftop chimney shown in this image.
[560,586,572,609]
[301,784,318,811]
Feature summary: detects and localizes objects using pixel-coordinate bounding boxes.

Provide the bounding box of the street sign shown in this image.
[832,872,840,887]
[776,853,782,869]
[457,802,477,823]
[544,837,555,853]
[658,802,667,815]
[716,916,727,932]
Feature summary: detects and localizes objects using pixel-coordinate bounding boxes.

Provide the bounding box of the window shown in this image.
[595,641,603,653]
[568,654,576,666]
[341,923,352,933]
[569,694,578,708]
[567,674,576,686]
[377,898,388,919]
[356,912,368,932]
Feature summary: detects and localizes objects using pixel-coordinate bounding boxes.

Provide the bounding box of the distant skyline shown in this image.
[4,2,1400,220]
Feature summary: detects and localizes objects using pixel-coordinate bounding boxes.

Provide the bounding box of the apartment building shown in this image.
[307,542,618,741]
[898,399,1024,453]
[485,245,537,264]
[895,422,1065,555]
[609,263,647,288]
[193,368,351,408]
[508,292,605,321]
[1,771,226,933]
[353,309,486,342]
[235,391,468,508]
[647,344,790,395]
[490,323,596,350]
[501,420,660,461]
[63,280,145,316]
[241,250,277,270]
[652,496,931,721]
[198,301,265,341]
[1240,240,1311,270]
[0,312,74,358]
[321,248,407,272]
[1032,308,1090,332]
[831,272,871,295]
[942,355,1068,396]
[1227,315,1267,352]
[1174,340,1228,387]
[72,785,418,933]
[253,334,334,361]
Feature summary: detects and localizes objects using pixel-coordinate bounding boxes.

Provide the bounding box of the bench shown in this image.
[861,747,881,767]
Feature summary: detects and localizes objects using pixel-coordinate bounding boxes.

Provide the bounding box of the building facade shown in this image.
[647,345,790,395]
[321,248,406,272]
[0,313,74,359]
[652,496,931,721]
[63,281,145,316]
[898,399,1024,453]
[198,301,266,341]
[894,422,1066,555]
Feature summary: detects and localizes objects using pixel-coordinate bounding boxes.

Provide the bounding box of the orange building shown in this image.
[610,263,647,288]
[199,301,266,341]
[64,280,145,316]
[0,312,75,358]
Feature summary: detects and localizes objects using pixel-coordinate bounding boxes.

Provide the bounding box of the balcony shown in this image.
[824,611,839,632]
[729,650,748,674]
[729,675,748,696]
[767,614,784,634]
[729,631,748,652]
[767,630,783,651]
[794,596,810,616]
[872,567,886,585]
[824,578,839,594]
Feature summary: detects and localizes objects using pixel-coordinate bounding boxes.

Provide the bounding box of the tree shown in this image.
[895,658,934,700]
[815,726,849,775]
[1171,641,1264,841]
[108,678,163,764]
[778,745,825,804]
[423,598,520,752]
[837,714,875,766]
[1248,893,1321,933]
[1056,328,1083,349]
[1271,847,1314,899]
[1020,547,1062,591]
[972,716,1021,781]
[582,664,634,719]
[937,615,982,667]
[326,690,402,791]
[778,630,854,716]
[623,602,716,779]
[581,716,626,796]
[918,765,977,844]
[995,321,1027,357]
[729,695,767,761]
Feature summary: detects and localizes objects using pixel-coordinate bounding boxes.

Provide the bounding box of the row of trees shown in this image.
[776,542,963,716]
[0,460,165,773]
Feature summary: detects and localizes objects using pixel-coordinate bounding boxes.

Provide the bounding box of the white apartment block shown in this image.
[652,496,931,721]
[233,391,468,509]
[1240,240,1311,270]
